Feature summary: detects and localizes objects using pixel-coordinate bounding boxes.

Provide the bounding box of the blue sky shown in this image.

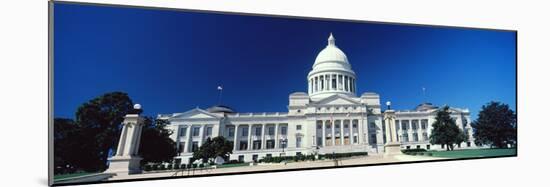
[54,3,516,120]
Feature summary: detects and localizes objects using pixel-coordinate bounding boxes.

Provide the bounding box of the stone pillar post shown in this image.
[105,104,145,175]
[383,110,401,156]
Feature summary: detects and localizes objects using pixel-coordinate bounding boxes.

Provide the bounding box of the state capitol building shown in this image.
[158,33,476,163]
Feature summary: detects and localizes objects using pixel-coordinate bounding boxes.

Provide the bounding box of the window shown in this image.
[421,119,428,129]
[252,155,258,162]
[413,133,419,141]
[344,124,349,129]
[239,141,248,150]
[238,155,244,162]
[427,145,431,150]
[266,154,272,158]
[317,124,322,129]
[242,127,248,137]
[206,127,212,136]
[228,128,235,137]
[402,133,409,142]
[406,146,411,150]
[344,76,349,91]
[332,76,337,89]
[401,121,408,130]
[178,142,185,153]
[370,122,376,129]
[320,76,324,90]
[317,137,322,146]
[280,139,287,148]
[266,140,275,149]
[353,136,358,143]
[422,132,428,141]
[191,142,199,152]
[297,125,302,130]
[255,127,262,136]
[296,137,302,148]
[268,127,275,135]
[338,75,343,90]
[281,126,287,135]
[416,145,421,149]
[412,121,418,130]
[253,140,261,150]
[192,127,200,136]
[296,152,302,156]
[179,127,187,137]
[352,124,357,128]
[370,134,377,144]
[467,142,471,147]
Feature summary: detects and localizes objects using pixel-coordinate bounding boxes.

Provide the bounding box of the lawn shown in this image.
[54,172,95,180]
[426,148,516,159]
[216,163,249,168]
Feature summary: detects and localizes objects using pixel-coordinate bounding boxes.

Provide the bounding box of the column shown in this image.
[331,120,335,146]
[340,120,345,146]
[184,125,191,153]
[247,124,252,150]
[261,124,266,149]
[233,125,239,151]
[198,125,204,147]
[349,120,354,145]
[274,124,280,148]
[326,75,330,90]
[363,119,369,145]
[328,74,332,90]
[321,121,326,147]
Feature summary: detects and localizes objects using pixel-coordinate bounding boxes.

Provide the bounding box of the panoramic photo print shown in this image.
[51,2,517,185]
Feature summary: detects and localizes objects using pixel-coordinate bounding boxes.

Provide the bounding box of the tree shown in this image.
[74,92,133,172]
[192,136,233,164]
[430,106,465,151]
[53,118,80,174]
[139,118,177,164]
[472,101,516,148]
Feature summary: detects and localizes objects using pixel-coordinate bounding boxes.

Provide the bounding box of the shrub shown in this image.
[167,164,173,170]
[151,165,159,170]
[174,164,180,170]
[402,148,427,154]
[144,165,152,171]
[159,165,166,170]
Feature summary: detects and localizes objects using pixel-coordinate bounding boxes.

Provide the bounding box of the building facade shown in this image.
[158,34,476,163]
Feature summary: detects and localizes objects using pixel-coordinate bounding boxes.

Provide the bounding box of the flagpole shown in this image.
[217,86,223,105]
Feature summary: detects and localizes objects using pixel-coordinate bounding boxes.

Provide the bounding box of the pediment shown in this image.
[172,108,220,119]
[314,94,360,105]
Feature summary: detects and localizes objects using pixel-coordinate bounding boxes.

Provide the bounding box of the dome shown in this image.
[312,33,350,69]
[307,33,357,100]
[207,105,235,114]
[415,103,438,111]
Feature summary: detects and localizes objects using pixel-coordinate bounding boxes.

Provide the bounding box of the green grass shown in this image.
[426,148,516,159]
[54,172,95,180]
[217,163,249,168]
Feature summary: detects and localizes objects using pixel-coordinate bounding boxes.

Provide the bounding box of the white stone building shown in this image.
[158,34,476,164]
